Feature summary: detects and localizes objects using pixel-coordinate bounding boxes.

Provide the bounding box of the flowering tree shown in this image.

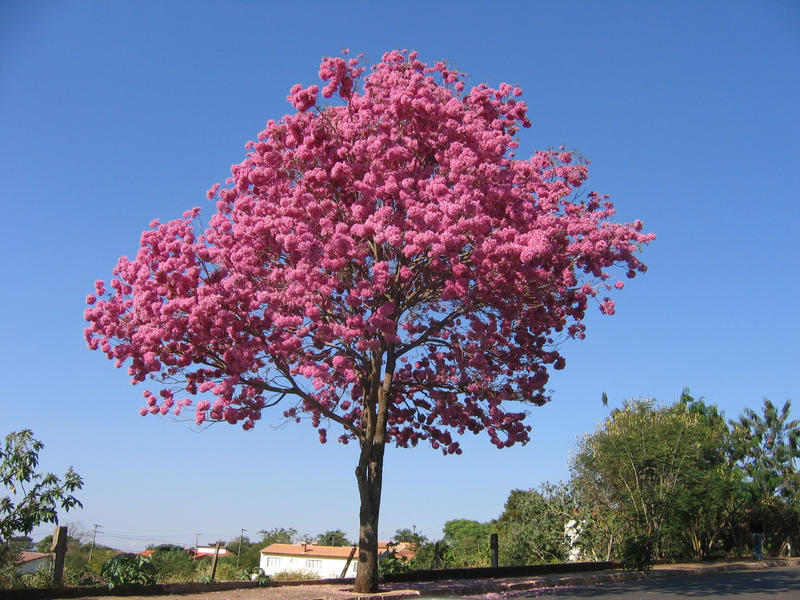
[84,50,653,592]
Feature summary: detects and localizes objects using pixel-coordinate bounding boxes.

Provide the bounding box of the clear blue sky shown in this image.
[1,0,798,552]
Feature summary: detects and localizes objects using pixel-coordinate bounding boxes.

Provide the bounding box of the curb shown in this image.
[381,558,800,597]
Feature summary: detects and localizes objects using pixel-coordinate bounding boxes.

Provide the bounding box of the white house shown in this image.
[16,551,52,574]
[259,542,414,579]
[195,545,233,557]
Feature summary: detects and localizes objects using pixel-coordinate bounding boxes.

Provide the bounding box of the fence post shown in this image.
[210,541,222,581]
[490,533,498,568]
[51,525,68,587]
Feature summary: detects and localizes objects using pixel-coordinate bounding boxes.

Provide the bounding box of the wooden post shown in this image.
[50,526,68,587]
[210,541,222,582]
[490,533,498,568]
[339,545,357,579]
[433,541,440,569]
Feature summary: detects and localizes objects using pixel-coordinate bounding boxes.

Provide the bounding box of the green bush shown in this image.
[270,568,319,581]
[378,551,410,575]
[63,566,103,587]
[250,567,271,586]
[621,534,655,571]
[195,557,247,582]
[150,546,196,582]
[0,562,24,589]
[20,566,51,588]
[101,553,157,588]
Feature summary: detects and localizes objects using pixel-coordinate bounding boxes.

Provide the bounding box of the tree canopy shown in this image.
[84,49,653,592]
[316,529,351,546]
[565,392,799,564]
[495,483,573,564]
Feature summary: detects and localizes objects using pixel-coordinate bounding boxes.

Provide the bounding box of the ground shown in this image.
[48,558,800,600]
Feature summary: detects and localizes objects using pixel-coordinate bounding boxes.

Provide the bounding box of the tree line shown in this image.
[398,391,798,570]
[3,391,797,588]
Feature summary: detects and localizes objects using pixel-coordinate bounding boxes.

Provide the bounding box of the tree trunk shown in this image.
[353,437,386,593]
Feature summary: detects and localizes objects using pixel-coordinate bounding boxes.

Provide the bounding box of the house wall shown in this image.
[196,546,232,556]
[17,556,51,574]
[259,553,357,579]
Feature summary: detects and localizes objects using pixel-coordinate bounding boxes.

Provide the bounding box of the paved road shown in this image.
[521,565,800,599]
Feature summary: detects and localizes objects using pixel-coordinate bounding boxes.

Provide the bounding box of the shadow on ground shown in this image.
[523,567,800,598]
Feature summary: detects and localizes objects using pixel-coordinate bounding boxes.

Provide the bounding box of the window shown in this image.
[306,559,322,569]
[265,557,282,567]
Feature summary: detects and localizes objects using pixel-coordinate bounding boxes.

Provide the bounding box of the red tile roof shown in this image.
[17,552,51,564]
[261,543,358,559]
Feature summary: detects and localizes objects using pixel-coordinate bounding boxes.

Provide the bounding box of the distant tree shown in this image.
[231,527,300,571]
[496,483,572,564]
[316,530,351,546]
[0,430,83,568]
[6,536,33,554]
[233,537,264,572]
[441,519,495,567]
[392,528,429,549]
[731,399,800,555]
[258,527,298,545]
[84,50,653,592]
[407,541,442,571]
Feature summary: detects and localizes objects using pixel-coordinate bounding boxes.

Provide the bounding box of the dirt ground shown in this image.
[46,558,800,600]
[53,582,420,600]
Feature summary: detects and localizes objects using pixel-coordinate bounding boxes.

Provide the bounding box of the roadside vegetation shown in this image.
[2,391,797,589]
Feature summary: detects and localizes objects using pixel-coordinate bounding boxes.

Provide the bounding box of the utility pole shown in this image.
[88,524,103,564]
[195,533,201,554]
[237,528,247,567]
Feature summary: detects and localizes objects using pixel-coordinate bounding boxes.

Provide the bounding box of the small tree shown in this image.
[316,530,350,546]
[84,50,653,592]
[392,527,429,549]
[441,519,494,568]
[0,430,83,569]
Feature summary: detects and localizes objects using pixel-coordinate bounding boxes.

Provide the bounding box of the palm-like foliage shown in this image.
[731,399,800,553]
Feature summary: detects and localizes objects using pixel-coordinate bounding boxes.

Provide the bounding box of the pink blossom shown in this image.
[84,48,652,469]
[198,381,215,393]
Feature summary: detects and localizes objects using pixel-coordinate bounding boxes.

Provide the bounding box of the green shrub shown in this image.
[250,567,271,586]
[621,534,655,571]
[0,563,23,589]
[100,553,157,588]
[20,566,51,588]
[150,546,196,582]
[195,557,247,582]
[378,551,410,575]
[63,566,103,587]
[271,568,319,581]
